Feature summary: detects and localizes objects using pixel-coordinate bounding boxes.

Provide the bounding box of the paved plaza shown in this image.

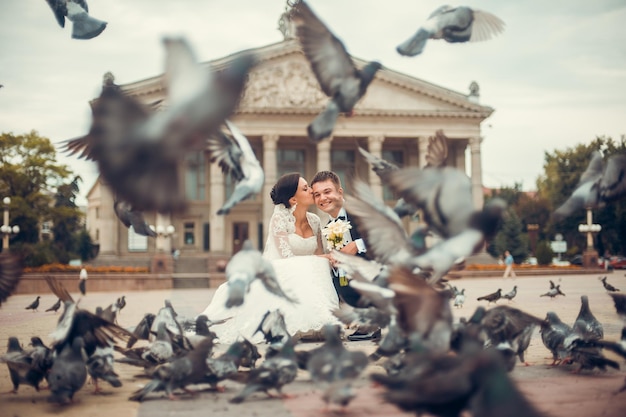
[1,272,626,417]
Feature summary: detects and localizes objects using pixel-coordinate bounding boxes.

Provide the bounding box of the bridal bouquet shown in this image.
[322,219,352,252]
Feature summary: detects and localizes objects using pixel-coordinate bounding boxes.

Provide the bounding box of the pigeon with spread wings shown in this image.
[290,0,381,142]
[45,0,107,40]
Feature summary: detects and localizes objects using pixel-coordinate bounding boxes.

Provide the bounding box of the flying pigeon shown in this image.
[209,121,265,215]
[396,5,505,57]
[601,276,620,292]
[126,313,155,348]
[0,253,22,307]
[45,0,107,40]
[502,285,517,302]
[46,298,62,313]
[0,337,49,393]
[553,151,626,221]
[477,288,501,304]
[25,296,41,312]
[63,38,255,214]
[290,0,382,142]
[114,199,156,237]
[225,240,297,308]
[230,337,298,403]
[47,336,88,404]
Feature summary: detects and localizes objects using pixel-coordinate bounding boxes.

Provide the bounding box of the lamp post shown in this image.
[578,208,601,268]
[2,197,20,250]
[150,223,175,274]
[154,224,175,253]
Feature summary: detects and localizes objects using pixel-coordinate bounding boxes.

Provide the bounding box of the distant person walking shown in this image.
[79,267,88,295]
[503,250,516,279]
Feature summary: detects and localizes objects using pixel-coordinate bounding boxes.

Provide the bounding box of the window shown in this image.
[185,152,206,201]
[128,226,148,251]
[277,149,305,178]
[382,150,404,201]
[331,150,355,193]
[184,222,195,245]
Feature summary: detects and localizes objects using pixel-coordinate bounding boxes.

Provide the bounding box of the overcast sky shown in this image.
[1,0,625,204]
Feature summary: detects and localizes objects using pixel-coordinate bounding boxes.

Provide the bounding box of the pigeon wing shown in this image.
[600,154,626,203]
[358,146,399,180]
[45,0,67,27]
[425,130,449,168]
[468,9,506,42]
[291,1,358,98]
[162,37,209,106]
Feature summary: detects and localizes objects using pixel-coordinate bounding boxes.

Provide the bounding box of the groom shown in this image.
[311,171,381,342]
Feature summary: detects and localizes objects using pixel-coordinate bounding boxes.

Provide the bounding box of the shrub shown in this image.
[535,240,554,266]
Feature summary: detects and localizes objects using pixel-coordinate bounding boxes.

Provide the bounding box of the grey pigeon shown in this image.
[601,276,620,292]
[290,1,381,142]
[126,313,155,348]
[254,309,292,359]
[332,305,391,335]
[553,152,626,220]
[396,5,505,57]
[238,337,262,369]
[453,288,466,308]
[609,292,626,322]
[25,296,41,312]
[203,340,248,391]
[230,337,298,403]
[477,288,501,304]
[572,295,604,341]
[0,253,22,307]
[209,121,264,215]
[0,337,48,393]
[46,298,63,313]
[45,0,107,40]
[129,337,214,401]
[63,39,255,214]
[541,311,573,365]
[114,199,156,237]
[581,327,626,361]
[369,314,407,361]
[502,285,517,302]
[321,380,357,412]
[86,345,122,393]
[225,240,297,308]
[115,295,126,314]
[47,336,88,404]
[540,285,565,298]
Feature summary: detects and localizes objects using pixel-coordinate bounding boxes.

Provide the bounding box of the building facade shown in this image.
[85,38,493,265]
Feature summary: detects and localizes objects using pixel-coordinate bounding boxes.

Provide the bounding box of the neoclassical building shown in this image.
[86,34,493,270]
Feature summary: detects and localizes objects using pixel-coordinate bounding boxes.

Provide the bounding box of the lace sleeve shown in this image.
[307,212,325,255]
[264,204,296,259]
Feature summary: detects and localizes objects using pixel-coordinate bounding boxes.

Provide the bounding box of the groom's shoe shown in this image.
[347,328,381,342]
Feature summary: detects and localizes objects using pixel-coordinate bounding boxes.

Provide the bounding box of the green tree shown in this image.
[0,131,86,264]
[488,209,529,263]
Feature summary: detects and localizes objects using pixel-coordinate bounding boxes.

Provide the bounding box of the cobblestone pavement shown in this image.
[1,272,626,417]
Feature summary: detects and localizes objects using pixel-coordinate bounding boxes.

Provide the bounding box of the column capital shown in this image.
[263,134,280,148]
[368,135,385,147]
[469,136,482,151]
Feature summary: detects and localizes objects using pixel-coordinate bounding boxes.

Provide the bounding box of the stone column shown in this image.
[209,162,226,251]
[262,134,280,241]
[316,137,332,173]
[417,136,428,168]
[367,135,385,200]
[469,136,484,210]
[454,141,466,172]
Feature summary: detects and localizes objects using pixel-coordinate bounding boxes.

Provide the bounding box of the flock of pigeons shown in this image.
[2,0,626,415]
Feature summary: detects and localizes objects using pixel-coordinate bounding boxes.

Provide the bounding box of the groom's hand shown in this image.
[340,241,358,255]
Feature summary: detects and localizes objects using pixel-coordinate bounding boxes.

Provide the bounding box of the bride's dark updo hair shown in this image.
[270,172,300,207]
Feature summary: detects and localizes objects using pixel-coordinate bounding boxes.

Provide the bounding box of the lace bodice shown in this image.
[263,204,323,260]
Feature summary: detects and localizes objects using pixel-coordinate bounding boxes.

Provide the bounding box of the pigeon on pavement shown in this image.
[502,286,517,302]
[209,121,265,215]
[396,5,505,57]
[46,298,63,313]
[203,340,251,391]
[454,288,466,308]
[540,285,565,298]
[541,311,573,366]
[477,289,501,304]
[573,295,604,341]
[0,337,48,393]
[25,296,41,312]
[601,276,620,292]
[47,336,88,404]
[86,345,122,393]
[290,0,382,142]
[45,0,107,40]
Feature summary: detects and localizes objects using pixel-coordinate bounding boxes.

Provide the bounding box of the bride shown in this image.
[200,172,340,343]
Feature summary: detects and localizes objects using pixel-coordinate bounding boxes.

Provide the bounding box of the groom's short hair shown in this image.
[311,171,341,189]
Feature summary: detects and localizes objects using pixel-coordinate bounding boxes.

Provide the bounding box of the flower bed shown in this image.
[23,263,149,273]
[464,264,582,271]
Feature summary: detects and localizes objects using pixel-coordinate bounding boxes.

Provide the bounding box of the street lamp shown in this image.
[578,208,601,268]
[152,224,175,253]
[2,197,20,250]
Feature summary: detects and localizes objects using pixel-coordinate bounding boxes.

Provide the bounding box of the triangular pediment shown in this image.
[120,39,492,119]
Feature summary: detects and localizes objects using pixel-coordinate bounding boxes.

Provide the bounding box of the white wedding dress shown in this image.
[199,204,340,344]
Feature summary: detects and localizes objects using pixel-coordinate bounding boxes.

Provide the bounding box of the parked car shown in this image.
[570,255,583,266]
[609,257,626,269]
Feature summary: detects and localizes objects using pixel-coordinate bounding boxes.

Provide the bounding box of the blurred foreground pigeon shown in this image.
[609,292,626,322]
[541,311,573,365]
[230,337,298,403]
[86,345,122,393]
[225,240,297,308]
[0,253,22,307]
[396,5,505,57]
[114,199,156,237]
[290,0,381,142]
[477,288,501,304]
[553,152,626,221]
[47,336,88,404]
[203,340,249,391]
[63,38,255,214]
[25,296,41,312]
[454,288,466,308]
[307,324,368,383]
[601,276,620,292]
[0,337,49,393]
[45,0,107,40]
[209,121,264,215]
